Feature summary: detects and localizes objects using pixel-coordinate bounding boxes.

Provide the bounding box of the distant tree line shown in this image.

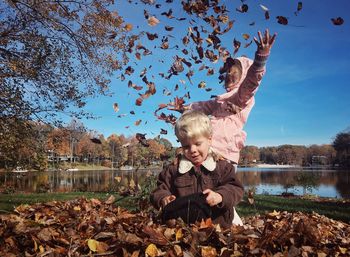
[240,130,350,168]
[0,119,175,170]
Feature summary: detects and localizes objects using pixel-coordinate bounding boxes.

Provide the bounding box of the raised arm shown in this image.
[228,29,277,108]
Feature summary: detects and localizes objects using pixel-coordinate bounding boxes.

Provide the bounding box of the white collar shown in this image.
[178,154,216,174]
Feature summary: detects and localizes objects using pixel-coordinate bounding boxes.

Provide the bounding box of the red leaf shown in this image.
[331,17,344,26]
[276,16,288,25]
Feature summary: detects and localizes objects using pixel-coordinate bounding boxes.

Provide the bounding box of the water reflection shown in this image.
[1,168,350,199]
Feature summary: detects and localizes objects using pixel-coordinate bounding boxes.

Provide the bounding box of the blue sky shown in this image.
[80,0,350,147]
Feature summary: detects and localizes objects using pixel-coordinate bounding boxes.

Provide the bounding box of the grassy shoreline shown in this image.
[1,192,349,223]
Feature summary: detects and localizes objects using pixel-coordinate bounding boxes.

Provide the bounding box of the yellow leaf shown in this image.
[145,243,158,257]
[339,246,347,254]
[174,245,182,256]
[87,239,98,252]
[148,16,160,26]
[39,245,45,253]
[129,178,136,189]
[206,38,213,45]
[242,33,250,40]
[115,176,122,182]
[201,246,217,257]
[267,210,280,217]
[73,206,81,211]
[175,228,183,241]
[125,23,133,31]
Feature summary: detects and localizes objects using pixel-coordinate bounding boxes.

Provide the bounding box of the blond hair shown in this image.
[175,110,212,141]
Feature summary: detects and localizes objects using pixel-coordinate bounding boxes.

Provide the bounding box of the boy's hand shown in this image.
[161,195,176,207]
[253,29,277,55]
[203,189,223,206]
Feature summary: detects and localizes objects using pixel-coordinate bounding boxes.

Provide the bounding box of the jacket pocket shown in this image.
[174,176,194,196]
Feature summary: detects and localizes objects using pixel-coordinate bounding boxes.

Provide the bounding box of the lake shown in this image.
[1,168,350,199]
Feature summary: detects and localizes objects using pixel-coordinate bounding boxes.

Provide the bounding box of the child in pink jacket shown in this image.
[189,29,276,165]
[170,29,276,225]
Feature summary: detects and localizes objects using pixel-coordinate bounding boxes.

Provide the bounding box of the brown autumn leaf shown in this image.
[331,17,344,25]
[2,197,350,256]
[124,23,133,31]
[105,195,116,204]
[148,16,160,26]
[136,97,143,106]
[146,32,158,40]
[136,133,149,147]
[198,81,206,89]
[165,25,174,31]
[113,103,119,112]
[135,119,142,126]
[143,226,168,246]
[236,3,248,13]
[277,16,288,25]
[233,38,241,55]
[242,33,250,40]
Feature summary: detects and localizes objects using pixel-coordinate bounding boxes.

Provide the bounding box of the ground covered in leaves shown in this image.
[1,197,349,257]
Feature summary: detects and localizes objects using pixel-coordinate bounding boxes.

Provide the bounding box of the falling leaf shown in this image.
[90,138,102,144]
[125,23,133,31]
[276,16,288,25]
[135,119,142,126]
[148,16,160,26]
[165,25,174,31]
[136,97,143,106]
[146,32,158,40]
[236,4,248,13]
[198,81,206,89]
[260,4,269,11]
[160,128,167,135]
[296,2,303,13]
[265,11,270,20]
[113,103,119,112]
[242,33,250,40]
[331,17,344,25]
[233,38,241,55]
[136,133,150,147]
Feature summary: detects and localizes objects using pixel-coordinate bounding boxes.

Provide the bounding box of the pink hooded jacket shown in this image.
[190,51,269,163]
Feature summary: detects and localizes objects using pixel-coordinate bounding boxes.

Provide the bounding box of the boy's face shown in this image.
[224,64,242,92]
[180,135,212,166]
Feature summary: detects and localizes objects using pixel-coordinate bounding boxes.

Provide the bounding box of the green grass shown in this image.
[237,195,350,223]
[0,192,349,223]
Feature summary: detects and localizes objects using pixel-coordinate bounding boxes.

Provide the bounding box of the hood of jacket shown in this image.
[217,56,253,101]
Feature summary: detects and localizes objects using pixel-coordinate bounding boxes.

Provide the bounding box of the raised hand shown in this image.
[253,29,277,54]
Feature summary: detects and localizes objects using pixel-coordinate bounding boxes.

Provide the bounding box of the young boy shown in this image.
[150,110,244,229]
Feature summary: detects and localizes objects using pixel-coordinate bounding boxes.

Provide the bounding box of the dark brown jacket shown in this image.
[150,159,244,229]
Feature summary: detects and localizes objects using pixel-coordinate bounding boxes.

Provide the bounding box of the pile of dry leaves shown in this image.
[1,197,349,256]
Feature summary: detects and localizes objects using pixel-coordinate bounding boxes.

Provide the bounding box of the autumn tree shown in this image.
[333,131,350,167]
[0,120,50,169]
[107,134,128,168]
[0,0,136,167]
[1,0,134,123]
[146,139,166,164]
[240,146,260,165]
